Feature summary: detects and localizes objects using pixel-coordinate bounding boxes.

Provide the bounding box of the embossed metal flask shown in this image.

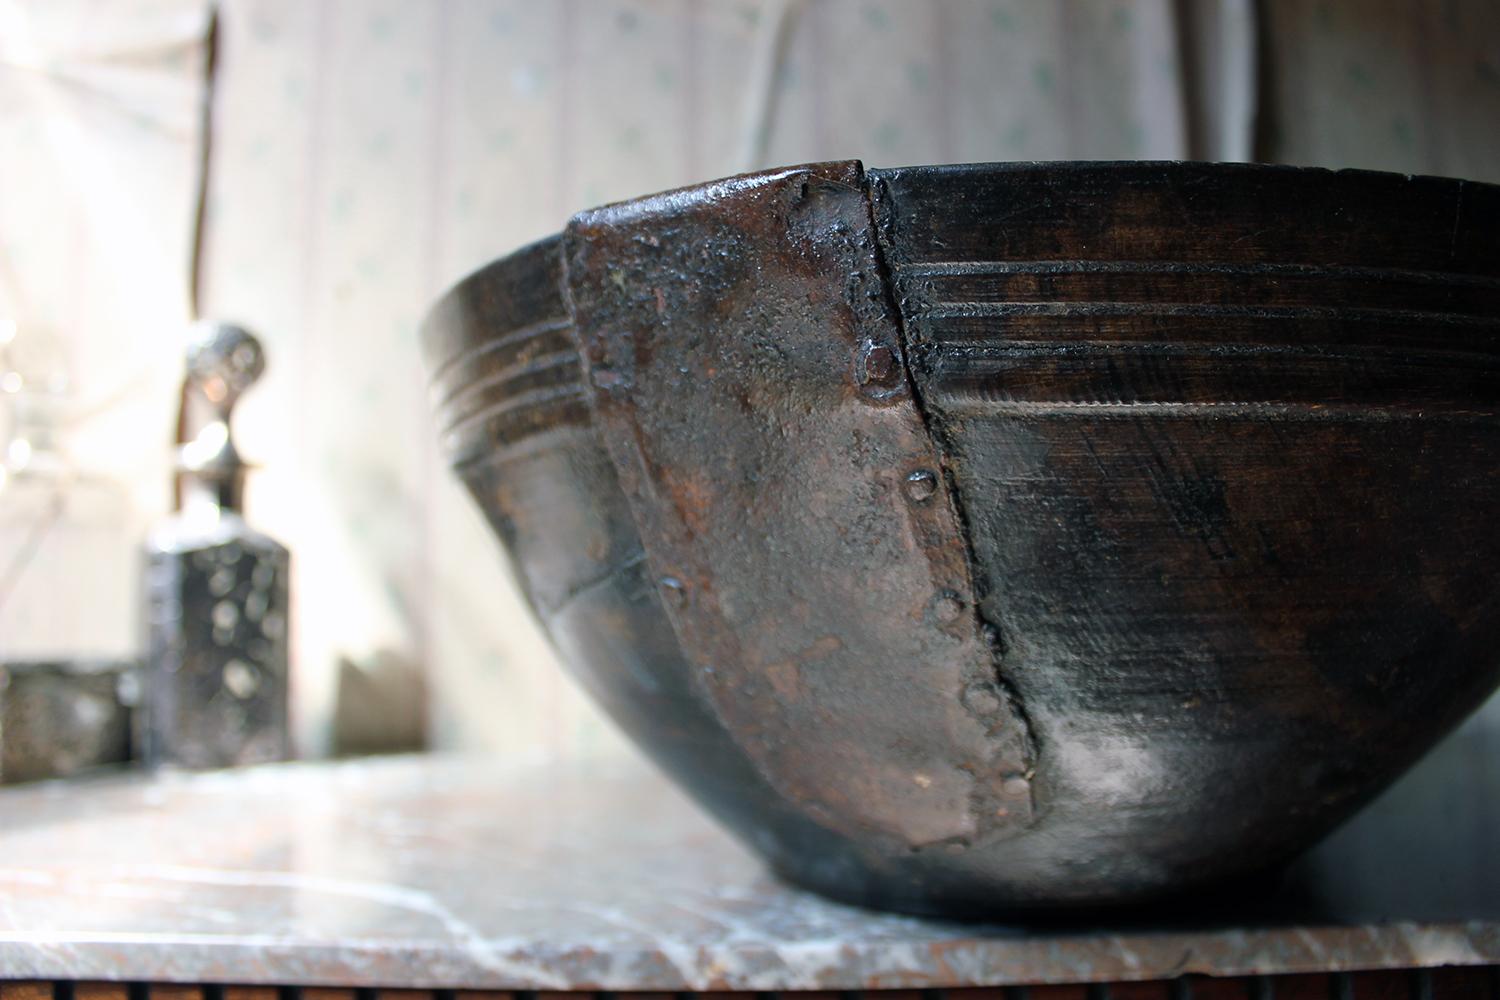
[141,322,289,769]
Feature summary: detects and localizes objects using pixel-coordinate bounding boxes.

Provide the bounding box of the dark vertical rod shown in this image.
[1250,0,1278,163]
[188,2,221,322]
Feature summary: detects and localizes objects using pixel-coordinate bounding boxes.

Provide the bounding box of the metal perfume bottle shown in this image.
[141,322,290,769]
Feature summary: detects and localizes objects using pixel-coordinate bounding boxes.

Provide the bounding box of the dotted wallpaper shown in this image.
[205,0,1198,757]
[3,0,1499,758]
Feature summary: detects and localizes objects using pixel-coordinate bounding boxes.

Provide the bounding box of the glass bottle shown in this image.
[140,321,291,769]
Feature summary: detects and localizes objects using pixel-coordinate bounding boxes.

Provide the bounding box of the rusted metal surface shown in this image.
[422,161,1500,915]
[562,161,1033,850]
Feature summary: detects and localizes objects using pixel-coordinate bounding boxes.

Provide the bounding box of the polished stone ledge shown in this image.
[0,705,1497,989]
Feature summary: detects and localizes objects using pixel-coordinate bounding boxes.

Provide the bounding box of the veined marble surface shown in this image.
[0,708,1497,989]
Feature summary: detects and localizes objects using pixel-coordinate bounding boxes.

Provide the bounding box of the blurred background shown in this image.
[2,0,1498,764]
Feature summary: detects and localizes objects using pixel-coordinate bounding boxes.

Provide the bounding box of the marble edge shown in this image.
[0,922,1497,989]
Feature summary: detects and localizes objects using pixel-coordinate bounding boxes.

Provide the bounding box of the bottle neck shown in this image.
[175,417,247,517]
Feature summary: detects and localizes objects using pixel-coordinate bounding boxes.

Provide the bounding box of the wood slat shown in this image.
[300,990,357,1000]
[5,973,1499,999]
[145,988,200,1000]
[74,985,129,1000]
[0,984,53,1000]
[1106,981,1176,999]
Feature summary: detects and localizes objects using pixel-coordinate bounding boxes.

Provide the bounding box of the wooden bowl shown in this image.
[421,161,1500,915]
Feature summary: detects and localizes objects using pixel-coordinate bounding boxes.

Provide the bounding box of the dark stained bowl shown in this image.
[421,161,1500,916]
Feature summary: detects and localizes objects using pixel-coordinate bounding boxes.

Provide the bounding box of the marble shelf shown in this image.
[1,703,1498,991]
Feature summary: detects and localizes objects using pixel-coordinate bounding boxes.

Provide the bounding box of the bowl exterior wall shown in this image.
[423,162,1500,914]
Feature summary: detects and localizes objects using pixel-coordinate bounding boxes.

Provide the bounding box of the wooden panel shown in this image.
[1180,975,1257,998]
[1028,985,1090,999]
[1345,969,1412,998]
[1108,981,1176,999]
[1430,965,1499,998]
[146,988,200,1000]
[74,985,129,1000]
[300,990,356,1000]
[1259,976,1332,999]
[4,970,1500,999]
[223,988,278,1000]
[0,985,52,1000]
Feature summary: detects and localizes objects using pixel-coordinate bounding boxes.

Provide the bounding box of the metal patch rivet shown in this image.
[659,576,689,609]
[931,591,965,624]
[858,342,897,385]
[962,682,1003,715]
[904,469,938,502]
